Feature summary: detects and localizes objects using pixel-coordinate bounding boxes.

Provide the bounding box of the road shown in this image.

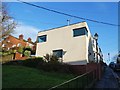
[93,67,119,89]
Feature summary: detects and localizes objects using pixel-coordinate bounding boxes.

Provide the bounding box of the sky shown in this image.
[4,2,118,65]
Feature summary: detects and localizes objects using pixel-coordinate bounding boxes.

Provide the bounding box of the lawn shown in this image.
[2,65,74,89]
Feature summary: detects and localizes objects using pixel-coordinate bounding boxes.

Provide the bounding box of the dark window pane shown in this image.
[53,49,63,58]
[38,35,47,43]
[73,27,88,37]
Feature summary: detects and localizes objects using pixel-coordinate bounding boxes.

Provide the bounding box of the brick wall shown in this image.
[69,65,86,75]
[70,63,103,80]
[15,52,22,60]
[15,52,28,60]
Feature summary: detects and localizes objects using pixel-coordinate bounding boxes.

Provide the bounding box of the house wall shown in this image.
[1,35,35,51]
[88,37,95,62]
[2,35,27,50]
[36,22,95,65]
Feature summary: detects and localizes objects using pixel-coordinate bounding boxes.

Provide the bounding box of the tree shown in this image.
[0,4,16,40]
[18,46,24,54]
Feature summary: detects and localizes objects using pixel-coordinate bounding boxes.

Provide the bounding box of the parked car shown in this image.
[109,62,116,69]
[117,54,120,63]
[114,63,120,72]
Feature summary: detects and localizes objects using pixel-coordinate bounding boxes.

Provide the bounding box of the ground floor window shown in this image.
[53,49,63,58]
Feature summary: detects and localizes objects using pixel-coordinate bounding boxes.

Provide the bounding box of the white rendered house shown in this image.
[36,22,102,65]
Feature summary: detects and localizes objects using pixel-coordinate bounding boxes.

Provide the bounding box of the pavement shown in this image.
[93,66,120,89]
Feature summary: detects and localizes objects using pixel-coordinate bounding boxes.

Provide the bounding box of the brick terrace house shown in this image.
[1,34,36,60]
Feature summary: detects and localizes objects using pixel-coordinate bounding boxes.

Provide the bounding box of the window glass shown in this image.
[53,49,63,58]
[17,43,21,47]
[73,27,88,37]
[38,35,47,43]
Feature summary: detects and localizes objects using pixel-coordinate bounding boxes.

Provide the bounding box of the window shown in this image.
[73,27,88,37]
[12,45,16,47]
[7,40,10,43]
[2,44,5,47]
[53,49,63,58]
[17,43,21,47]
[38,35,47,43]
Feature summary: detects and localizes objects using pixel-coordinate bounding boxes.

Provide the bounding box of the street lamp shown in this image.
[94,33,99,63]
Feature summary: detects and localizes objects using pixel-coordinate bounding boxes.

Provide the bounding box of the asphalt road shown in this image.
[93,67,119,89]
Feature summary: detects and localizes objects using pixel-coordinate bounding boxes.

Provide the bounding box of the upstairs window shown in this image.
[53,49,63,58]
[73,27,88,37]
[17,43,21,47]
[38,35,47,43]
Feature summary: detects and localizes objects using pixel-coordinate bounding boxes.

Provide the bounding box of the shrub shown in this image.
[43,54,59,63]
[3,60,23,65]
[22,57,44,68]
[3,55,72,74]
[24,50,31,57]
[18,46,24,54]
[37,54,71,73]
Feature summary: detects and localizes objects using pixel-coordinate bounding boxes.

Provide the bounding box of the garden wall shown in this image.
[70,63,103,80]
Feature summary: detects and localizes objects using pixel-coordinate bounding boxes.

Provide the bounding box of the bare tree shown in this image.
[0,3,16,40]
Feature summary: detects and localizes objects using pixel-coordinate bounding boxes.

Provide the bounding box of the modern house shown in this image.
[36,22,103,65]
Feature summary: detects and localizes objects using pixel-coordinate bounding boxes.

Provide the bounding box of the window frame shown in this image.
[38,35,47,43]
[53,49,63,58]
[73,27,88,37]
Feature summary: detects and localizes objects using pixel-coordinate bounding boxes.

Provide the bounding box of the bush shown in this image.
[43,54,59,63]
[24,50,31,57]
[3,55,72,74]
[3,60,23,65]
[22,57,44,68]
[36,61,71,74]
[18,46,24,54]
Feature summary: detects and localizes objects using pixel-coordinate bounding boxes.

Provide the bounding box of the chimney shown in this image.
[5,36,10,41]
[19,34,23,40]
[27,38,32,43]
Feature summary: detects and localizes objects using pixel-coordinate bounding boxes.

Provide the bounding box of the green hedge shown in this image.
[22,57,44,68]
[3,57,72,74]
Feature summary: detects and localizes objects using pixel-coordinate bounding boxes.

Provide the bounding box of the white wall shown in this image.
[36,22,94,65]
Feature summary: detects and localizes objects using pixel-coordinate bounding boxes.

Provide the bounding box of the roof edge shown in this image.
[38,21,86,33]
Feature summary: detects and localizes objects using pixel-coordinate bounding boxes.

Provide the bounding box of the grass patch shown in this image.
[2,65,74,88]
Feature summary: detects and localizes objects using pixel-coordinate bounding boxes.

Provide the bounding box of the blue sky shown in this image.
[5,2,118,64]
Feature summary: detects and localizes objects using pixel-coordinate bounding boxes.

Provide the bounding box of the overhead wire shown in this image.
[17,0,119,27]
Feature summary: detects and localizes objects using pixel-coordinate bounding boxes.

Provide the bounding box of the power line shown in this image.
[17,0,119,27]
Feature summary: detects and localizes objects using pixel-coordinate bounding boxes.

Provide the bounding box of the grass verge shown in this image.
[2,65,74,88]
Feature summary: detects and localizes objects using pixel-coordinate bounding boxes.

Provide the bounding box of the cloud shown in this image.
[12,22,40,42]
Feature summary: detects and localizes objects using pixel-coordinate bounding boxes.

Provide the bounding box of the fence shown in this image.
[48,69,97,89]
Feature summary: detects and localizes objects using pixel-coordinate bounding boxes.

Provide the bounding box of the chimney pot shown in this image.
[28,38,31,43]
[19,34,23,40]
